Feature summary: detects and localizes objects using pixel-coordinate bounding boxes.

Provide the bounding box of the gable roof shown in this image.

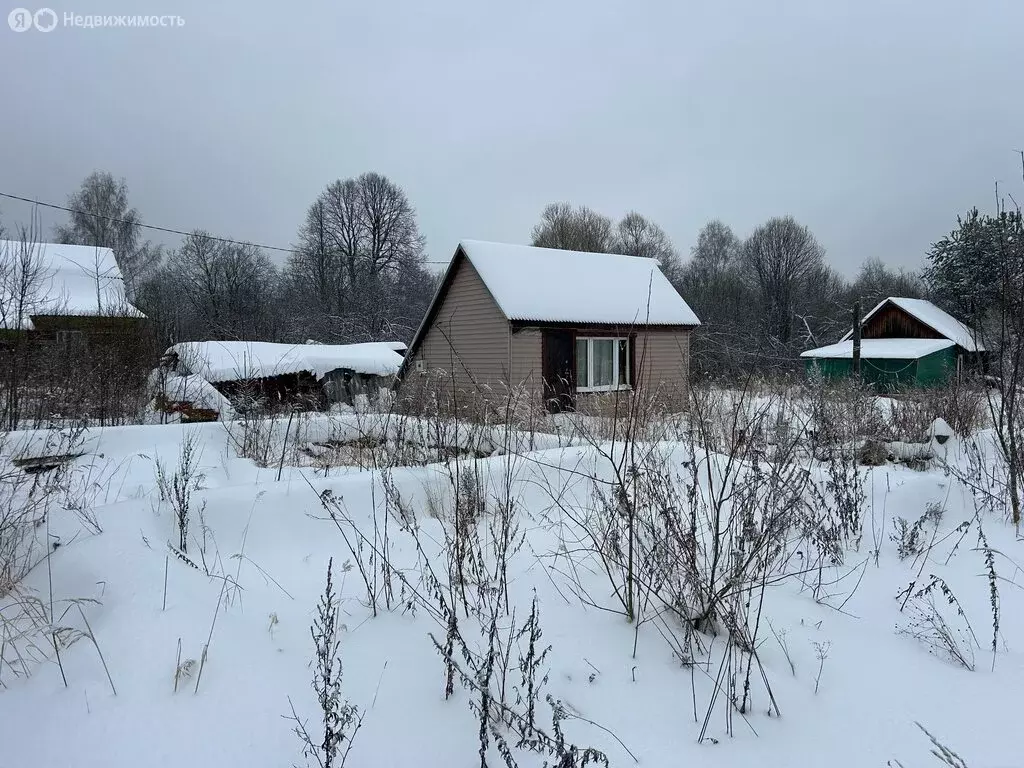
[840,297,983,352]
[459,240,700,325]
[0,240,144,329]
[801,338,955,360]
[403,241,700,369]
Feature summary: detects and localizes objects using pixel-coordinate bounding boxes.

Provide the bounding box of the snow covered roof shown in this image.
[151,370,236,419]
[840,297,983,352]
[0,240,144,330]
[458,240,700,326]
[800,338,955,359]
[170,341,403,383]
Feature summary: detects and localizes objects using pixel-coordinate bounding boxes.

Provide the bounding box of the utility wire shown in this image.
[0,190,453,264]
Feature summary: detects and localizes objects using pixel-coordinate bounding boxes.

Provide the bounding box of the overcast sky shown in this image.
[2,0,1023,275]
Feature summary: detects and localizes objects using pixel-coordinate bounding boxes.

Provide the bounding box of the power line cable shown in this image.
[0,190,453,264]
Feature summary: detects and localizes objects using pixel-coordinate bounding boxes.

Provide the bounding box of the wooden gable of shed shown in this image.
[860,302,944,342]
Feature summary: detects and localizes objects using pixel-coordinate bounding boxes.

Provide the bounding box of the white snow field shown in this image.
[0,409,1020,768]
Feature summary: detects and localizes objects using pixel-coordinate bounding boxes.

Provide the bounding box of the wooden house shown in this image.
[800,297,985,390]
[399,240,701,413]
[0,239,149,348]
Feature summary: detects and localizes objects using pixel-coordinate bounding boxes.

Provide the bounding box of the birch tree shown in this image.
[55,171,161,296]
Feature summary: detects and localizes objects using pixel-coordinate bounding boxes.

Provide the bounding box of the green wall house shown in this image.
[800,297,985,391]
[801,338,957,391]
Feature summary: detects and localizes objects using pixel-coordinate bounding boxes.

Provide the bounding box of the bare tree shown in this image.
[166,231,279,340]
[691,219,741,275]
[797,261,848,348]
[741,216,828,346]
[677,221,756,375]
[287,172,428,342]
[54,171,161,297]
[530,202,618,253]
[133,264,184,346]
[849,257,925,308]
[0,221,52,429]
[616,211,682,281]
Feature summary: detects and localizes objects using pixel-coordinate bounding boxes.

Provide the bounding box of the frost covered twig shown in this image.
[287,558,362,768]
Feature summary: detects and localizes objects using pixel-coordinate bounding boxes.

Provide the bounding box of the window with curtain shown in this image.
[575,336,630,392]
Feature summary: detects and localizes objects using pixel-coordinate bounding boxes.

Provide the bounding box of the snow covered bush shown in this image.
[0,470,47,597]
[428,589,612,768]
[916,377,987,437]
[948,435,1018,525]
[0,428,98,685]
[544,383,810,678]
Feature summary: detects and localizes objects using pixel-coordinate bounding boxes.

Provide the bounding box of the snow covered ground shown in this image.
[1,411,1021,767]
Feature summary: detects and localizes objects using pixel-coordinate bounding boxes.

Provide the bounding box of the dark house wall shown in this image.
[211,371,326,414]
[0,314,156,426]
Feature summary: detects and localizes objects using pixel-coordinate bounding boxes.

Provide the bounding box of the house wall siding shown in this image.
[633,329,692,401]
[803,346,957,392]
[510,328,543,402]
[404,258,694,414]
[408,258,511,401]
[915,346,956,386]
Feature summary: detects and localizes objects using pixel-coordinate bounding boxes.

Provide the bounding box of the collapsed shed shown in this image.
[157,341,404,416]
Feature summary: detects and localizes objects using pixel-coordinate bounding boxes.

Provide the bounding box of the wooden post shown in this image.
[852,300,862,377]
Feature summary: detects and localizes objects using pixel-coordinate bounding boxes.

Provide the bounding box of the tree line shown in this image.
[528,202,925,375]
[8,170,1011,378]
[0,171,438,348]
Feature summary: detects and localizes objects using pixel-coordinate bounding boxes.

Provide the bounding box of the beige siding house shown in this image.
[401,240,700,413]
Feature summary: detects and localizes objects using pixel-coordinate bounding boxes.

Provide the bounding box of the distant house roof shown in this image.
[801,338,955,360]
[458,240,700,326]
[0,240,144,330]
[840,297,984,352]
[170,341,403,384]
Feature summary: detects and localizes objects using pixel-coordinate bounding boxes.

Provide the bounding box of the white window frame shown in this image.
[576,336,631,393]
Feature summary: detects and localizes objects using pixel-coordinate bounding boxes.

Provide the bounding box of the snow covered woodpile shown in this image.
[160,341,405,415]
[147,368,236,422]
